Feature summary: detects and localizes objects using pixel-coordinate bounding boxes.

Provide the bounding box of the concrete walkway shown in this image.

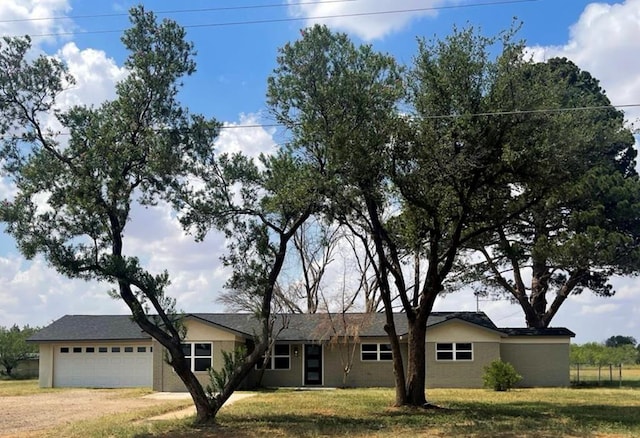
[142,392,256,421]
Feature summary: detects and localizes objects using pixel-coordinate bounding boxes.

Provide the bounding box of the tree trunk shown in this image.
[382,304,408,406]
[405,315,428,406]
[168,346,216,423]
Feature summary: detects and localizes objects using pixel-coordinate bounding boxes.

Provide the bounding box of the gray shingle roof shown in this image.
[28,312,573,343]
[28,315,150,342]
[500,327,576,337]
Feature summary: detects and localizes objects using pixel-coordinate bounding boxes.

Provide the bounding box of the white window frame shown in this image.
[182,342,213,372]
[360,343,393,361]
[257,344,291,370]
[435,342,473,361]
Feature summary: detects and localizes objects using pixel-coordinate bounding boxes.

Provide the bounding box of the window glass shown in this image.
[111,347,121,353]
[361,343,393,361]
[124,346,134,353]
[183,342,212,372]
[194,358,211,371]
[73,347,82,353]
[60,347,69,353]
[98,347,108,353]
[195,343,212,356]
[86,347,95,353]
[436,343,472,361]
[256,345,289,370]
[379,344,393,361]
[274,344,289,356]
[137,346,146,353]
[274,357,290,369]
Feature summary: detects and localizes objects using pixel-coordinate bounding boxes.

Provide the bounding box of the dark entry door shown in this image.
[304,344,322,385]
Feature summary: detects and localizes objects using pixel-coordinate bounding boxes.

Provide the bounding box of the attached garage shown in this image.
[52,343,152,388]
[29,315,155,388]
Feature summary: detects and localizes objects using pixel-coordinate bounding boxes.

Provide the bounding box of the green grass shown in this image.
[0,378,59,396]
[210,387,640,438]
[43,387,640,438]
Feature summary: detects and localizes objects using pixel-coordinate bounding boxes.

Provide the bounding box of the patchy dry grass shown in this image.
[0,379,59,396]
[9,386,640,437]
[42,387,640,438]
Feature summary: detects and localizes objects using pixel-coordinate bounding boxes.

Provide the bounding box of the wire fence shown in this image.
[571,364,640,387]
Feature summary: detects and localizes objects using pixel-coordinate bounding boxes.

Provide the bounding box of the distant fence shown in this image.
[571,363,640,386]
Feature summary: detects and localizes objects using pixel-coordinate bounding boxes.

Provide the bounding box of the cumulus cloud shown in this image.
[56,42,128,109]
[216,113,278,158]
[0,0,73,46]
[0,255,131,327]
[287,0,448,41]
[527,0,640,123]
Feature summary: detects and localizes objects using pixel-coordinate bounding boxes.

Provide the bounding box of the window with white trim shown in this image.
[182,342,213,372]
[435,342,473,361]
[361,343,393,361]
[257,344,290,370]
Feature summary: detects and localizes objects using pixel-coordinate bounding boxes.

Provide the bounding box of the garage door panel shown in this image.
[54,344,152,388]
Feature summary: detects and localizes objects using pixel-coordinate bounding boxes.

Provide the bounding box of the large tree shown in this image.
[0,7,312,424]
[268,24,535,407]
[466,58,640,328]
[0,325,39,376]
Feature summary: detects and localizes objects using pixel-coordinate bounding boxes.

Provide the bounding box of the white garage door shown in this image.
[53,344,153,388]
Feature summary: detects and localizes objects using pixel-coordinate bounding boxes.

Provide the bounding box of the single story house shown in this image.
[28,312,574,390]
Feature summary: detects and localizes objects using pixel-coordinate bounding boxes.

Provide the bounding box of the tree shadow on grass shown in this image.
[437,401,640,437]
[138,399,640,438]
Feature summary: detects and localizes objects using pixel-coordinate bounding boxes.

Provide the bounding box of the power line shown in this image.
[2,103,638,138]
[0,0,359,24]
[8,0,539,38]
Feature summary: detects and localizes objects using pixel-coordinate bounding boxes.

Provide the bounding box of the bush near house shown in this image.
[483,359,522,391]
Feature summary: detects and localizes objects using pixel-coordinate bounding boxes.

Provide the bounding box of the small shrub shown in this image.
[206,345,247,397]
[483,359,522,391]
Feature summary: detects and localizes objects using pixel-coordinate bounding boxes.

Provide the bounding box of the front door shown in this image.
[304,344,322,385]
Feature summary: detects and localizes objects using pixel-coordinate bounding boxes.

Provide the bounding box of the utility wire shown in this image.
[2,103,638,138]
[7,0,539,38]
[0,0,359,23]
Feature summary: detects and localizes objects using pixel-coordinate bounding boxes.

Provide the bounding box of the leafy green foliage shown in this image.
[571,342,639,365]
[0,6,225,422]
[0,325,39,377]
[483,359,522,391]
[605,336,637,348]
[466,57,640,328]
[206,346,247,396]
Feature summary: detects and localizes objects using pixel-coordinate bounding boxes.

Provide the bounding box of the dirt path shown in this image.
[143,392,256,421]
[0,389,188,437]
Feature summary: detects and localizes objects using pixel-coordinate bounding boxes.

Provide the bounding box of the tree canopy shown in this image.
[0,325,39,376]
[466,57,640,328]
[0,6,314,424]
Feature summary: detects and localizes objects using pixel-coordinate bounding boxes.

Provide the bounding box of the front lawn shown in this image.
[48,387,640,437]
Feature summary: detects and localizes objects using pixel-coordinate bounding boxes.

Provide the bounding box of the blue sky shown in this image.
[1,0,639,344]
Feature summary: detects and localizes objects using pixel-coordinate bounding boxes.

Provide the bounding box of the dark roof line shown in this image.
[28,312,575,342]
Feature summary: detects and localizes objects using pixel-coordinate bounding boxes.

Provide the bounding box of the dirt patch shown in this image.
[144,393,256,421]
[0,389,185,437]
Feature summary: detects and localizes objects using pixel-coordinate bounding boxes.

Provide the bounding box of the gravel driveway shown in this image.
[0,389,189,437]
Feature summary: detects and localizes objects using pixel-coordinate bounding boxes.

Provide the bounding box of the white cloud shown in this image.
[287,0,447,41]
[0,0,73,47]
[527,0,640,123]
[56,42,128,109]
[216,113,278,158]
